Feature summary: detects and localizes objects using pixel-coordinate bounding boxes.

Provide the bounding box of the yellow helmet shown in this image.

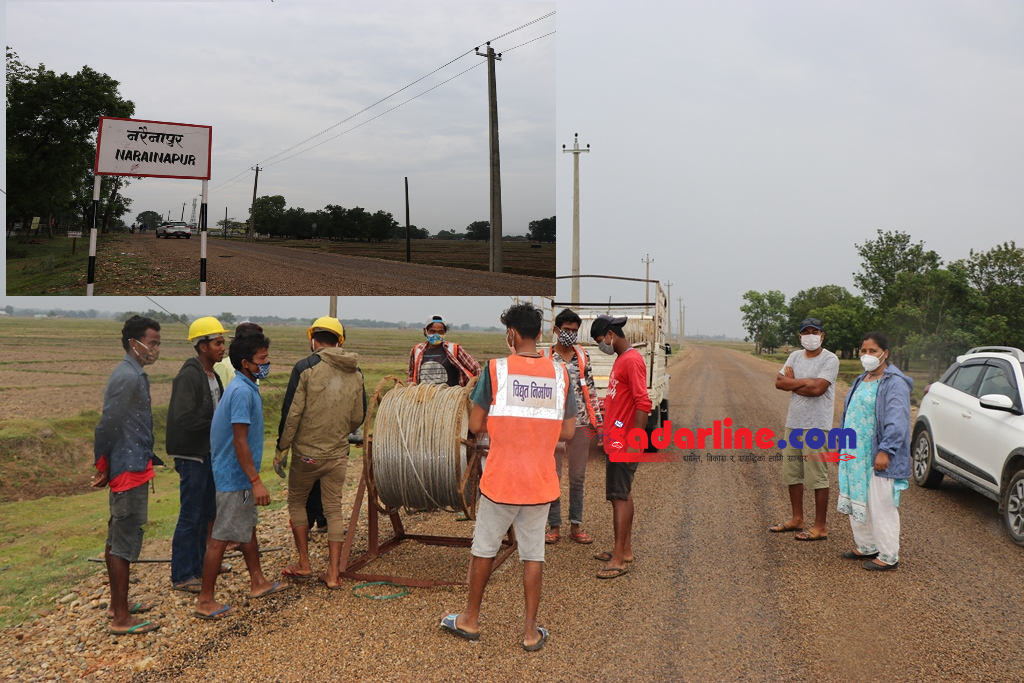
[308,316,345,344]
[187,316,228,342]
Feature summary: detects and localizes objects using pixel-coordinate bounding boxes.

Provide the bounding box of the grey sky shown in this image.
[3,1,554,235]
[555,0,1024,337]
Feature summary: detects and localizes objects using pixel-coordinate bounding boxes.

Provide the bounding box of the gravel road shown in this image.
[4,345,1022,682]
[116,235,553,295]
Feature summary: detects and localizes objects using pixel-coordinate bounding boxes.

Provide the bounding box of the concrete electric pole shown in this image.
[665,281,673,342]
[642,254,654,315]
[476,42,503,272]
[248,166,261,243]
[563,133,589,306]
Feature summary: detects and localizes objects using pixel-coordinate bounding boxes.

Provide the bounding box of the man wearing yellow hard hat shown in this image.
[274,317,366,588]
[166,317,228,594]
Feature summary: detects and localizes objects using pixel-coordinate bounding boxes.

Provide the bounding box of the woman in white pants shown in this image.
[837,332,914,571]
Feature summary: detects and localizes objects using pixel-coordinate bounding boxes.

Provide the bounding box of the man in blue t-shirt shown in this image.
[194,327,291,620]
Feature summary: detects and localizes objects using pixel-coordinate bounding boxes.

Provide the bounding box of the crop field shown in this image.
[0,317,512,627]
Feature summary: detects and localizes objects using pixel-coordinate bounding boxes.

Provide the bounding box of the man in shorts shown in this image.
[275,317,366,587]
[440,303,575,651]
[194,326,291,620]
[770,317,840,541]
[590,315,652,580]
[92,315,162,635]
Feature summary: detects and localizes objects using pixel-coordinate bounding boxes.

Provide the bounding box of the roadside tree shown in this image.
[466,220,490,241]
[740,289,787,355]
[527,216,555,243]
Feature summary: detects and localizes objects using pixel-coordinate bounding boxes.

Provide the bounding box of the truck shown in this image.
[536,275,673,443]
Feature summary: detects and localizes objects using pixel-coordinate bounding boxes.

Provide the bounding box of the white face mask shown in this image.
[800,334,822,351]
[598,338,615,355]
[861,353,885,373]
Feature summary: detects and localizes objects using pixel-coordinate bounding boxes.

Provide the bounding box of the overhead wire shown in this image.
[203,11,555,196]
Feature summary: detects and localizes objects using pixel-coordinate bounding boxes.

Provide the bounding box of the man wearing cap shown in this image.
[590,315,652,580]
[771,317,840,541]
[166,317,228,594]
[408,315,481,387]
[274,317,366,588]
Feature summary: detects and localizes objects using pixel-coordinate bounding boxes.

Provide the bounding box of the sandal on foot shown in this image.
[251,581,292,599]
[596,565,629,580]
[768,522,803,533]
[544,531,561,544]
[523,626,549,652]
[440,613,480,641]
[794,530,828,542]
[171,578,202,594]
[593,550,634,563]
[193,605,234,621]
[863,560,899,571]
[108,620,160,635]
[108,600,156,618]
[570,531,594,544]
[841,550,878,560]
[282,566,314,580]
[319,573,343,591]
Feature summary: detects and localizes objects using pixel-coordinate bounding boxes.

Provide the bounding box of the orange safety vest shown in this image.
[480,355,568,505]
[541,344,601,428]
[411,342,465,384]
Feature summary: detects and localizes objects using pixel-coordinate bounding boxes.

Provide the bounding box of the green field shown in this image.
[0,318,512,627]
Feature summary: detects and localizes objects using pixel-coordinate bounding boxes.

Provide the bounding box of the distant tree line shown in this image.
[6,48,135,236]
[741,232,1024,380]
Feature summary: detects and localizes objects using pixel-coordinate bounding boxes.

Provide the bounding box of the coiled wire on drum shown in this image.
[371,381,474,513]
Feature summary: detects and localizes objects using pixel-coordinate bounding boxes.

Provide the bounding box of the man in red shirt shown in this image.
[91,315,162,635]
[590,315,652,580]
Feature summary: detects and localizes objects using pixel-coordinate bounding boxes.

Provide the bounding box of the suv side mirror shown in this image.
[978,393,1021,414]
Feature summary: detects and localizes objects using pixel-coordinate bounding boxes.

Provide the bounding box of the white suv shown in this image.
[912,346,1024,546]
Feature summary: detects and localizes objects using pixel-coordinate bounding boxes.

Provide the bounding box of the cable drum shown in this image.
[371,381,477,514]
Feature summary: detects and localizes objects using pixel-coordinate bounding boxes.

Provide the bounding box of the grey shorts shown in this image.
[606,458,639,501]
[107,483,149,562]
[212,489,259,543]
[471,494,549,563]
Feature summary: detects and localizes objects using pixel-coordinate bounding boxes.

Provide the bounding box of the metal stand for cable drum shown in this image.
[337,375,516,588]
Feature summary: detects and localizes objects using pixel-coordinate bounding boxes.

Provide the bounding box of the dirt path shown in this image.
[6,345,1022,681]
[107,235,553,295]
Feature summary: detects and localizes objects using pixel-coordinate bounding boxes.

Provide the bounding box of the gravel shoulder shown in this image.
[4,345,1022,682]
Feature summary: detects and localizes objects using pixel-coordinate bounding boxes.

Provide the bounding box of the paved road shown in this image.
[144,344,1024,682]
[123,235,553,295]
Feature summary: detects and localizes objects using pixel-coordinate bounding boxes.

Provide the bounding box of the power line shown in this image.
[143,296,189,328]
[205,12,554,195]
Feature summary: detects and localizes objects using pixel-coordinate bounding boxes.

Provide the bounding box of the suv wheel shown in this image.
[912,427,944,488]
[1003,469,1024,547]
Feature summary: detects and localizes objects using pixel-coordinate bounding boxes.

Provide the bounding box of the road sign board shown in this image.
[95,117,212,180]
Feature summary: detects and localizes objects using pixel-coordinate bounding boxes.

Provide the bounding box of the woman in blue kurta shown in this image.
[837,332,913,571]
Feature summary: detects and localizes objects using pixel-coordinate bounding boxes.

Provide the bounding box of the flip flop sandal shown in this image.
[171,578,203,594]
[794,531,828,542]
[251,581,292,599]
[108,600,156,618]
[841,550,878,560]
[108,620,160,635]
[768,522,803,533]
[523,626,549,652]
[570,531,594,544]
[193,605,234,621]
[596,565,629,580]
[593,550,634,563]
[544,531,561,544]
[319,573,344,591]
[440,613,480,641]
[282,566,314,580]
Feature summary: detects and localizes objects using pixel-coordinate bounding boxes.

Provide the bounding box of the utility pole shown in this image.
[476,42,502,272]
[563,133,589,306]
[405,177,411,263]
[248,166,260,243]
[180,203,186,222]
[224,207,228,239]
[642,254,654,316]
[665,281,673,342]
[678,297,686,347]
[329,295,337,318]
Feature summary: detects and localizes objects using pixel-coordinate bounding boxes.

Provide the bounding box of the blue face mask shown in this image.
[426,333,444,346]
[253,362,271,380]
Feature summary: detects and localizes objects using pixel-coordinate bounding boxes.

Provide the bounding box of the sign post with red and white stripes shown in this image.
[93,117,212,295]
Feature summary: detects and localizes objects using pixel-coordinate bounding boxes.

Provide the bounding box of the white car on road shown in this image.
[156,221,191,239]
[912,346,1024,546]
